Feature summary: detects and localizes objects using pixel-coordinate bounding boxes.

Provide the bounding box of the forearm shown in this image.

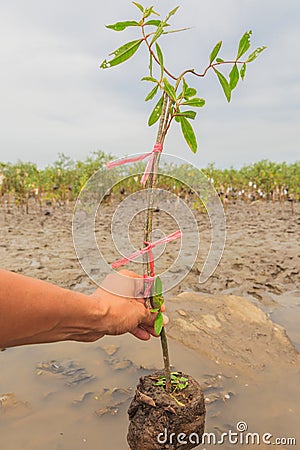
[0,269,106,348]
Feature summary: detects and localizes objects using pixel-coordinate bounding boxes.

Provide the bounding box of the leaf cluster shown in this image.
[154,372,189,391]
[100,3,266,155]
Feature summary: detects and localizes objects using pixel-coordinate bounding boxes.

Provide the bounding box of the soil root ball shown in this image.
[127,371,205,450]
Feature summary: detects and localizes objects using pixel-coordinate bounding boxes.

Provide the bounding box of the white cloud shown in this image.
[0,0,299,167]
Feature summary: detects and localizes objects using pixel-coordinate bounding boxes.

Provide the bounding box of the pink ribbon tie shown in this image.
[105,143,163,186]
[111,229,182,270]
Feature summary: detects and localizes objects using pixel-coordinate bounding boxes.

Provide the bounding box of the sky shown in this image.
[0,0,299,169]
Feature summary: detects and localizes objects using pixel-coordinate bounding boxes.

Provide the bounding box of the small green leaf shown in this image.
[145,84,159,101]
[148,95,164,126]
[149,53,153,76]
[156,43,164,77]
[178,383,188,390]
[179,116,198,153]
[166,6,180,21]
[153,294,164,309]
[155,276,162,296]
[184,87,197,99]
[163,78,177,101]
[182,98,205,107]
[214,68,231,102]
[154,312,164,335]
[175,110,197,120]
[162,27,190,35]
[182,78,188,96]
[144,20,162,27]
[216,57,224,63]
[100,39,143,69]
[237,30,252,59]
[132,1,144,12]
[141,76,158,82]
[210,40,222,63]
[151,24,164,44]
[246,46,267,63]
[229,64,239,90]
[106,21,139,32]
[150,308,160,313]
[240,63,246,80]
[179,377,189,382]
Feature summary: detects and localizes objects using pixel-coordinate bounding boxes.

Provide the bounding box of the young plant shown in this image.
[100,2,265,392]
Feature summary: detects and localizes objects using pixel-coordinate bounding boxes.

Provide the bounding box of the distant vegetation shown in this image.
[0,152,299,213]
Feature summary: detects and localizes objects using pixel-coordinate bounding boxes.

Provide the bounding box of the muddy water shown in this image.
[1,317,299,450]
[0,202,299,449]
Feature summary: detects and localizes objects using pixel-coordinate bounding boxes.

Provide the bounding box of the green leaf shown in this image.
[106,21,139,32]
[246,46,267,63]
[179,377,188,382]
[165,6,180,21]
[149,53,153,76]
[145,84,159,101]
[175,110,197,120]
[178,383,188,390]
[148,94,164,126]
[150,308,160,313]
[184,87,197,98]
[144,19,162,26]
[214,68,231,102]
[151,25,164,45]
[229,64,239,90]
[155,43,164,77]
[153,294,164,309]
[143,7,157,19]
[237,30,252,59]
[182,98,205,107]
[240,63,246,80]
[154,276,162,296]
[179,116,198,153]
[163,77,177,101]
[100,39,143,69]
[216,57,224,63]
[141,76,158,82]
[162,27,190,35]
[132,1,144,12]
[210,40,222,63]
[154,312,164,335]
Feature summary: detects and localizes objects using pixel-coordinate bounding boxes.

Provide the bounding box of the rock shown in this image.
[99,344,119,356]
[36,360,95,386]
[0,393,29,415]
[166,292,299,373]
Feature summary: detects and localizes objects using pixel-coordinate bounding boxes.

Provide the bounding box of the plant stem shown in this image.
[143,92,172,392]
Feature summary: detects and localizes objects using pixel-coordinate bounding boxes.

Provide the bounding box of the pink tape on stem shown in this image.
[111,229,182,270]
[105,143,163,186]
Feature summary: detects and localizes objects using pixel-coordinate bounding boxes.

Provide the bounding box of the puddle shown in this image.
[1,319,299,450]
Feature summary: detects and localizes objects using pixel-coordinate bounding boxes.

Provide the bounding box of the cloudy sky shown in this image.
[0,0,299,168]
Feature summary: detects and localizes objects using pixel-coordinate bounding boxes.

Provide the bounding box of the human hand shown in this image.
[91,269,167,341]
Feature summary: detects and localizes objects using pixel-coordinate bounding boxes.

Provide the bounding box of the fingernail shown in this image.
[162,313,169,326]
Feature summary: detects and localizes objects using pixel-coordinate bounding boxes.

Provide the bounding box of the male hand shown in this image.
[91,269,167,341]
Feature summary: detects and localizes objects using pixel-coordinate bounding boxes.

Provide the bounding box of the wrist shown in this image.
[57,290,110,342]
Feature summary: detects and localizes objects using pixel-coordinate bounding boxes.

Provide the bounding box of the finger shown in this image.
[131,327,151,341]
[118,269,142,279]
[162,313,169,326]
